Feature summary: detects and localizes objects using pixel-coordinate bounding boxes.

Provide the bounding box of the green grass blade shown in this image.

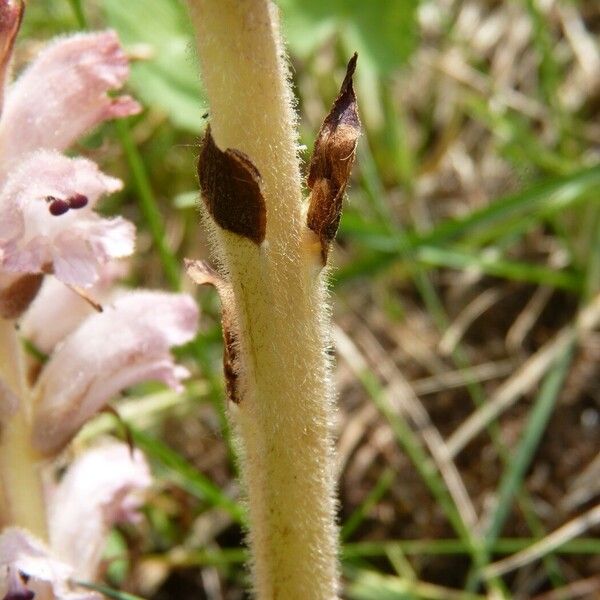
[76,582,146,600]
[337,165,600,284]
[67,0,87,27]
[342,538,600,559]
[347,569,486,600]
[132,428,246,525]
[342,165,600,249]
[485,344,574,546]
[414,245,581,291]
[354,370,493,582]
[342,468,394,541]
[417,165,600,247]
[115,119,181,290]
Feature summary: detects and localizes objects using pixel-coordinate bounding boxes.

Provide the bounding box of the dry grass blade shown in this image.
[432,50,547,120]
[411,358,516,396]
[532,576,600,600]
[505,286,553,351]
[439,288,507,354]
[483,503,600,579]
[348,569,488,600]
[334,322,478,530]
[560,453,600,512]
[556,4,600,93]
[336,401,378,476]
[447,293,600,458]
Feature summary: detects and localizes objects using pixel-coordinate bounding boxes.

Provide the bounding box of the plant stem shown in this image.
[187,1,339,597]
[0,318,48,539]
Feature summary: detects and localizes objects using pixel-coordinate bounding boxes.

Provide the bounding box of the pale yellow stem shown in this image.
[187,1,339,598]
[0,318,48,539]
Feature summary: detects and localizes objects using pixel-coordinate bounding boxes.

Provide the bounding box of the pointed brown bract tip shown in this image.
[0,1,23,46]
[307,53,361,264]
[0,0,23,91]
[198,127,266,245]
[184,258,241,404]
[0,273,43,319]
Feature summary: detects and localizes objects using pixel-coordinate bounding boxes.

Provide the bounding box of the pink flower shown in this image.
[0,30,139,170]
[48,443,152,581]
[0,6,140,292]
[31,291,198,456]
[0,9,201,599]
[0,443,151,599]
[0,151,134,286]
[20,262,125,355]
[0,528,97,599]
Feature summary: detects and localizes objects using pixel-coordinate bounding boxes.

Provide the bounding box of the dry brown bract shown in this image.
[197,126,266,245]
[0,273,43,319]
[307,52,361,265]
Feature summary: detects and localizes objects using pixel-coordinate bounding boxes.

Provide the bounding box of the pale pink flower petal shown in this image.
[20,263,126,354]
[0,150,135,286]
[48,443,151,581]
[32,291,198,455]
[0,30,140,170]
[0,527,100,599]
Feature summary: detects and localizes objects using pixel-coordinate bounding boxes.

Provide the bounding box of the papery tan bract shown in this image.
[306,53,361,264]
[185,258,241,404]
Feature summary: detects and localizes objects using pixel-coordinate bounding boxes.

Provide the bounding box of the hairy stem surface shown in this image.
[187,1,339,598]
[0,318,48,539]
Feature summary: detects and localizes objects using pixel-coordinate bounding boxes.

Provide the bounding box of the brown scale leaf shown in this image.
[0,1,23,88]
[198,126,266,245]
[0,273,43,319]
[306,53,361,264]
[184,259,241,404]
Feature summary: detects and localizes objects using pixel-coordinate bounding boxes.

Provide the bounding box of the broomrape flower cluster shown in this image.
[0,2,198,598]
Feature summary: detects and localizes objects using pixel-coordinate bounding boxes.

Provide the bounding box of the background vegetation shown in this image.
[19,0,600,597]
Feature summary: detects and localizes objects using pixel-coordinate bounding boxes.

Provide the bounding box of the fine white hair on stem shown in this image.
[185,1,361,597]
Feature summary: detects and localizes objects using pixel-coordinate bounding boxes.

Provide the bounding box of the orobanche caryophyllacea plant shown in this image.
[0,2,198,597]
[185,1,360,597]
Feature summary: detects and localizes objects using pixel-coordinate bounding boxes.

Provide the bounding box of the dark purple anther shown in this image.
[3,568,35,600]
[68,193,88,209]
[48,199,69,216]
[3,591,35,600]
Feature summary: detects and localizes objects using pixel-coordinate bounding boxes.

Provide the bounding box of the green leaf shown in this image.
[278,0,419,73]
[341,0,420,75]
[103,0,205,133]
[277,0,337,58]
